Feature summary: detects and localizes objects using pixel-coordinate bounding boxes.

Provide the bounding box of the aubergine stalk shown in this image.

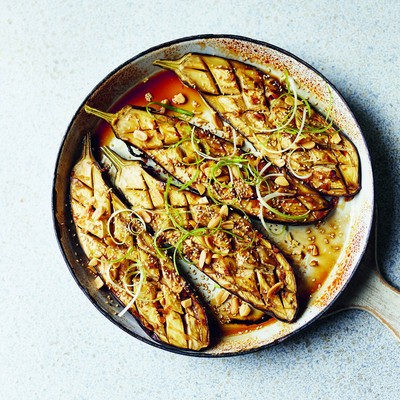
[100,146,298,322]
[153,53,361,197]
[85,105,335,225]
[70,135,210,350]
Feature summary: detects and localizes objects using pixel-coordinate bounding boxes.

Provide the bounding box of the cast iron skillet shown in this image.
[52,35,375,357]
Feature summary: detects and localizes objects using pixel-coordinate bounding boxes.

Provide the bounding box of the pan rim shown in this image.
[52,33,374,357]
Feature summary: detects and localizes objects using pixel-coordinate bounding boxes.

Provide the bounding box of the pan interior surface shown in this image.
[53,35,374,356]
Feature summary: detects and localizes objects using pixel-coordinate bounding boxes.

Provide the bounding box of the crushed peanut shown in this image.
[275,158,286,167]
[307,244,319,256]
[94,276,104,289]
[275,176,290,187]
[137,210,151,223]
[88,258,98,267]
[199,249,208,269]
[221,220,234,230]
[172,93,186,104]
[133,129,148,141]
[239,303,251,317]
[230,297,239,315]
[214,290,230,306]
[208,215,221,229]
[219,205,229,217]
[331,132,342,144]
[181,298,192,308]
[267,282,284,298]
[196,183,206,195]
[301,141,316,150]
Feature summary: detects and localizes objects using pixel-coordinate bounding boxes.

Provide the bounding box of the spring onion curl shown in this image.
[107,209,147,245]
[118,261,147,317]
[287,147,313,180]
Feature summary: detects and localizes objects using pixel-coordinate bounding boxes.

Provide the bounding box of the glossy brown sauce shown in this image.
[91,70,347,334]
[93,70,207,148]
[221,317,277,336]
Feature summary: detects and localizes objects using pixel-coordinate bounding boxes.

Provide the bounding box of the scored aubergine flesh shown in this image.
[85,105,335,225]
[153,53,361,197]
[100,147,298,322]
[70,136,210,350]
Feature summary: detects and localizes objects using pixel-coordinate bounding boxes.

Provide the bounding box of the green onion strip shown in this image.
[146,101,194,118]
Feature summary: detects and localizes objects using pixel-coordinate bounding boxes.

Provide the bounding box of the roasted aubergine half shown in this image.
[70,135,210,350]
[100,146,298,322]
[85,105,335,224]
[153,53,361,197]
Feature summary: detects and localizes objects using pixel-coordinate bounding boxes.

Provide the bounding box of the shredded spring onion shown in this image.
[257,107,307,155]
[287,147,313,179]
[146,101,194,117]
[261,76,299,133]
[107,209,147,245]
[255,185,310,221]
[118,262,147,317]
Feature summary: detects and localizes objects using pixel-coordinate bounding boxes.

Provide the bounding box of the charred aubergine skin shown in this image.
[70,136,210,350]
[101,147,298,322]
[153,53,361,197]
[85,105,335,225]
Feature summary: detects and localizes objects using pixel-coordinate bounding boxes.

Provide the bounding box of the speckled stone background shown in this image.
[1,1,399,399]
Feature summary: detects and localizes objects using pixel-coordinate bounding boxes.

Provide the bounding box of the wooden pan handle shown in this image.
[327,213,400,340]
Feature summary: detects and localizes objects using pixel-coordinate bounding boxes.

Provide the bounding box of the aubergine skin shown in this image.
[85,105,334,225]
[101,147,298,323]
[153,53,361,197]
[70,136,210,350]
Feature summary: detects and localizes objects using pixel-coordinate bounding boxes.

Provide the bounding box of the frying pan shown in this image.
[52,35,397,356]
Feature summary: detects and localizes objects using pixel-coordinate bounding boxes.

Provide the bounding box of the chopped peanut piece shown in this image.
[208,215,221,229]
[181,298,192,308]
[172,93,186,104]
[221,220,234,230]
[214,290,230,306]
[301,141,316,149]
[331,132,342,144]
[133,130,148,141]
[196,183,206,195]
[267,282,284,298]
[239,303,251,317]
[275,176,290,187]
[307,244,319,256]
[219,205,229,217]
[230,297,239,315]
[137,210,152,223]
[199,249,208,269]
[94,276,104,289]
